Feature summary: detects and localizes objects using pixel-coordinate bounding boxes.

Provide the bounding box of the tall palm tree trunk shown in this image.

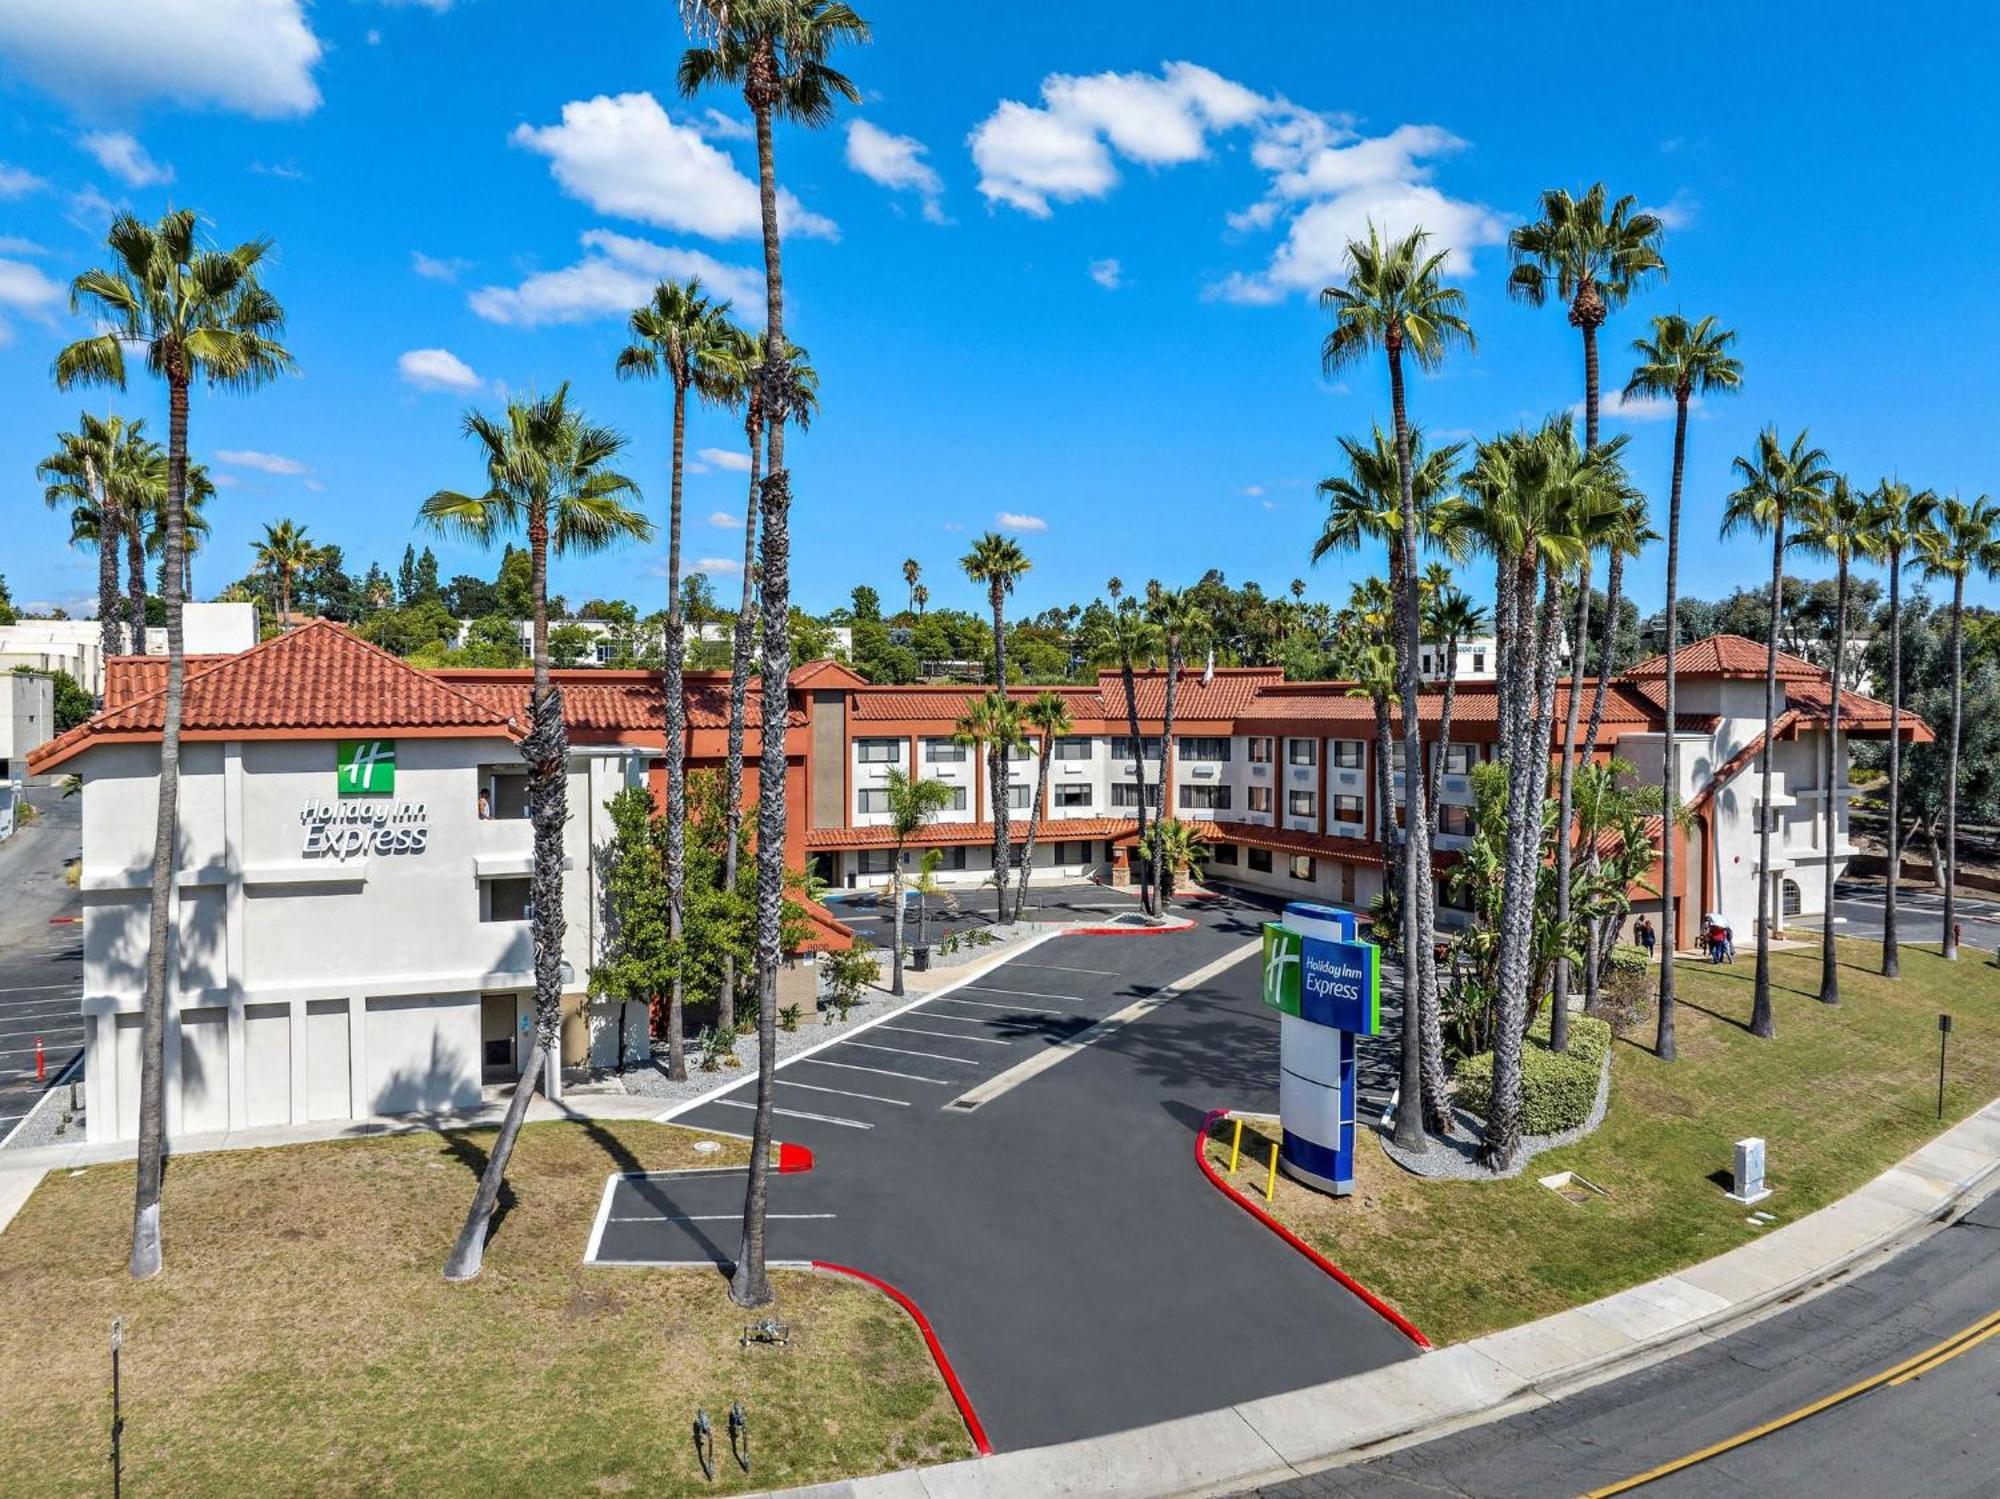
[719,410,762,1034]
[989,589,1012,915]
[1882,547,1903,977]
[1750,515,1785,1038]
[1943,572,1965,962]
[1117,654,1153,914]
[1818,557,1847,1003]
[1657,396,1688,1060]
[662,381,690,1081]
[129,370,192,1280]
[733,72,788,1310]
[1551,564,1591,1052]
[125,515,149,655]
[1015,743,1055,920]
[889,841,908,996]
[1577,546,1626,1011]
[1155,648,1181,910]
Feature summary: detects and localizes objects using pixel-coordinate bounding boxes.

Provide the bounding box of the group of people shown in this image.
[1626,913,1733,964]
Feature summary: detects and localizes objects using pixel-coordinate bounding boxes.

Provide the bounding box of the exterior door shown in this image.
[481,994,518,1082]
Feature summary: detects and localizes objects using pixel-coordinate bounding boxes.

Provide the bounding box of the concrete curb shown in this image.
[756,1096,2000,1499]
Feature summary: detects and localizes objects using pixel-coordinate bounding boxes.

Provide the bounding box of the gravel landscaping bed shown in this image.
[2,1074,83,1153]
[1375,1046,1614,1181]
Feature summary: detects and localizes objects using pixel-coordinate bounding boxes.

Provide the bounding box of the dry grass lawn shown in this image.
[0,1120,972,1497]
[1206,939,2000,1346]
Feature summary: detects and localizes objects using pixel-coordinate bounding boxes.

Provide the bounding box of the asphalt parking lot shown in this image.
[594,893,1417,1452]
[0,787,83,1144]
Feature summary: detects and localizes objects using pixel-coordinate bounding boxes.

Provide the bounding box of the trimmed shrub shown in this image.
[1454,1021,1606,1136]
[1526,1012,1612,1070]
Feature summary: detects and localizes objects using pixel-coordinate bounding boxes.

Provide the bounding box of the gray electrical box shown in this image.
[1726,1136,1771,1204]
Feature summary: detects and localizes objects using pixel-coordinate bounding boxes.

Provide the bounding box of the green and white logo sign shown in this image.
[336,739,396,796]
[1262,922,1302,1017]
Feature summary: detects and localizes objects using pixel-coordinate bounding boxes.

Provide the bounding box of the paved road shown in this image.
[816,879,1162,939]
[0,786,83,1142]
[599,894,1416,1452]
[1235,1184,2000,1497]
[1790,877,2000,955]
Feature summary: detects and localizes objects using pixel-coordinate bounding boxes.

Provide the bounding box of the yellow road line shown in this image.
[1584,1308,2000,1496]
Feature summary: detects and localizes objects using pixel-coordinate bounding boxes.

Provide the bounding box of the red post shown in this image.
[35,1037,45,1082]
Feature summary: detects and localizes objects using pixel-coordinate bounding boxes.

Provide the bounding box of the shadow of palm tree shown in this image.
[435,1126,517,1241]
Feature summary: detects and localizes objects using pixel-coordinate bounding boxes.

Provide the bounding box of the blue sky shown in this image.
[3,1,1996,623]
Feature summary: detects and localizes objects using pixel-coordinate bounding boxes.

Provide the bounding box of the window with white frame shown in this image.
[1178,736,1230,762]
[1442,742,1477,772]
[924,738,966,763]
[1055,785,1091,808]
[1331,740,1364,769]
[1178,784,1231,811]
[1210,841,1239,865]
[1331,794,1364,825]
[1288,738,1318,766]
[1110,782,1143,808]
[1247,736,1274,763]
[857,788,892,814]
[1112,735,1162,760]
[1288,790,1317,818]
[943,786,969,811]
[856,738,902,764]
[484,877,532,923]
[1009,740,1035,761]
[1248,847,1274,873]
[1247,785,1273,814]
[1289,855,1316,882]
[858,849,895,875]
[1438,803,1473,838]
[1008,783,1032,811]
[1472,650,1486,674]
[1055,735,1093,760]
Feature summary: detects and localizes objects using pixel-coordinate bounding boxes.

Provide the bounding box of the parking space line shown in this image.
[779,1079,910,1106]
[799,1057,950,1086]
[711,1098,873,1129]
[610,1213,836,1224]
[927,996,1066,1016]
[875,1024,1009,1047]
[1008,963,1119,976]
[0,985,78,996]
[957,985,1087,1003]
[907,1009,1030,1025]
[841,1040,980,1067]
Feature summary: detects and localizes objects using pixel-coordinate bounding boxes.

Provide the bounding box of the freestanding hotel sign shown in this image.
[1262,901,1381,1196]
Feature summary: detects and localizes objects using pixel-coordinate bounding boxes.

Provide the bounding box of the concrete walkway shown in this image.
[763,1096,2000,1499]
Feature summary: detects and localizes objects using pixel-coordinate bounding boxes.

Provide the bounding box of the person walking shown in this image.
[1637,915,1657,961]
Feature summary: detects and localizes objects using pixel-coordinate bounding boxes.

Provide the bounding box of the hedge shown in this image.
[1454,1015,1609,1135]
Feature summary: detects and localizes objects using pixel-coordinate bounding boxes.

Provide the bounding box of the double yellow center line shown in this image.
[1585,1307,2000,1496]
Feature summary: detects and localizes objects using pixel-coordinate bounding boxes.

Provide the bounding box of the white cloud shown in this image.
[0,256,64,343]
[1641,189,1699,231]
[1241,484,1265,497]
[0,235,44,255]
[969,61,1272,215]
[365,28,382,45]
[78,131,172,187]
[708,510,742,528]
[379,0,455,10]
[845,119,945,223]
[512,92,835,241]
[215,448,310,476]
[997,511,1047,533]
[697,447,752,473]
[694,556,744,575]
[1089,257,1122,289]
[411,250,470,282]
[398,347,484,393]
[0,0,323,118]
[1212,182,1508,305]
[1570,391,1697,425]
[468,229,761,326]
[701,108,753,141]
[0,163,45,197]
[249,160,306,181]
[1261,499,1278,511]
[65,184,118,232]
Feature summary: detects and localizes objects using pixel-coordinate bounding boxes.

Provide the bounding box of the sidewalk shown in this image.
[761,1096,2000,1499]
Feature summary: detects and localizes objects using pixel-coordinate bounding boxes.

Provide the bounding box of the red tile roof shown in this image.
[1625,634,1821,681]
[805,816,1137,850]
[103,654,236,708]
[1203,820,1388,868]
[795,896,856,953]
[1093,667,1284,722]
[847,684,1106,725]
[431,670,803,733]
[1783,680,1935,741]
[791,659,871,690]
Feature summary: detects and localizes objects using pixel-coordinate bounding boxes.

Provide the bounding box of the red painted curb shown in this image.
[777,1141,814,1174]
[811,1260,992,1456]
[1195,1108,1432,1351]
[48,915,79,925]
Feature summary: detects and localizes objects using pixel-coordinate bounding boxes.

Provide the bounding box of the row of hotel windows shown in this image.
[854,839,1101,876]
[854,777,1473,835]
[853,736,1482,768]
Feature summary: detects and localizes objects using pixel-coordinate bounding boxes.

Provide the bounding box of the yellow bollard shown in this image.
[1227,1117,1244,1175]
[1264,1140,1279,1202]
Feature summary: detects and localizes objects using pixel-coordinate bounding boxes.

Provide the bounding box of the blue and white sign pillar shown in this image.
[1261,901,1381,1197]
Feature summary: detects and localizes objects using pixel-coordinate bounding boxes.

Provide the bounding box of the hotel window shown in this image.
[1331,740,1364,769]
[1438,803,1474,838]
[1248,847,1274,873]
[856,737,902,764]
[484,877,532,923]
[1178,736,1230,762]
[1055,735,1093,761]
[1009,740,1035,761]
[1056,785,1091,809]
[1439,876,1475,913]
[1113,735,1163,761]
[939,846,969,870]
[478,766,530,820]
[1210,842,1239,866]
[1331,795,1364,826]
[593,641,618,665]
[1054,840,1092,865]
[1420,652,1434,674]
[1472,650,1487,674]
[944,786,969,811]
[1288,790,1317,818]
[858,849,895,875]
[1008,783,1033,811]
[1247,737,1274,764]
[1289,855,1317,882]
[1247,785,1273,814]
[1287,738,1317,766]
[1110,782,1143,808]
[925,738,966,763]
[1442,743,1477,773]
[857,789,892,814]
[1178,784,1232,811]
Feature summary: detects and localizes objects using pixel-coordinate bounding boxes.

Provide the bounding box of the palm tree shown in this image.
[711,330,815,1032]
[911,581,928,616]
[961,532,1032,909]
[902,556,921,612]
[1507,183,1667,451]
[1792,476,1870,1005]
[1722,428,1834,1038]
[1914,492,2000,962]
[39,412,143,658]
[1148,817,1211,907]
[879,767,955,996]
[250,518,327,626]
[1423,584,1487,832]
[55,209,293,1280]
[420,386,650,1281]
[952,690,1024,903]
[1624,314,1742,1036]
[1146,583,1207,903]
[1861,480,1922,977]
[1320,223,1473,1151]
[1084,585,1162,913]
[680,0,869,1313]
[1015,691,1074,920]
[617,278,737,1079]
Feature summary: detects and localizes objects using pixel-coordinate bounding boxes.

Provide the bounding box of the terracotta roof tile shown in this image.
[1203,819,1388,868]
[1094,667,1284,723]
[1625,634,1821,681]
[103,654,235,709]
[848,684,1105,725]
[1783,680,1935,741]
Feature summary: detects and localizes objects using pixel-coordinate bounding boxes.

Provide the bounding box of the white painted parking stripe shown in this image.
[799,1057,950,1086]
[960,985,1088,1003]
[0,984,78,996]
[1008,963,1119,976]
[610,1213,836,1223]
[779,1079,909,1106]
[875,1023,1009,1047]
[908,1008,1027,1024]
[841,1040,980,1067]
[927,996,1066,1017]
[710,1098,873,1129]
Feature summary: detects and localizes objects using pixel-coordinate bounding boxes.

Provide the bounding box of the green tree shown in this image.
[678,0,870,1311]
[589,786,673,1075]
[961,532,1032,902]
[1723,428,1834,1037]
[1081,583,1162,913]
[1014,691,1075,920]
[1319,222,1473,1153]
[901,557,920,612]
[39,412,157,657]
[0,574,16,626]
[496,545,534,618]
[953,690,1024,908]
[55,208,295,1280]
[250,518,329,626]
[1858,480,1924,976]
[419,384,650,1282]
[878,767,956,995]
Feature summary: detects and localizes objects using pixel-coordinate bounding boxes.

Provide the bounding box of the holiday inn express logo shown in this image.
[337,740,396,796]
[1262,923,1302,1017]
